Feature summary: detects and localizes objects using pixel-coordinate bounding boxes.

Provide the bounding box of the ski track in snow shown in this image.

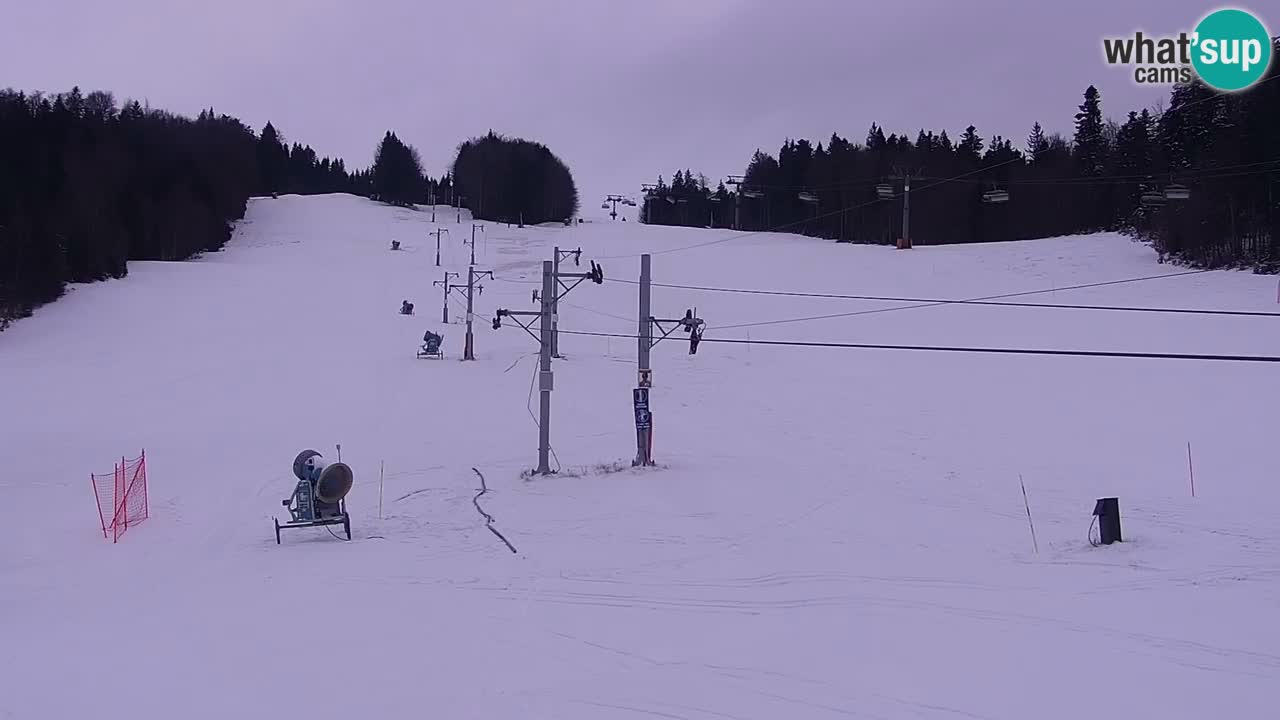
[4,194,1280,719]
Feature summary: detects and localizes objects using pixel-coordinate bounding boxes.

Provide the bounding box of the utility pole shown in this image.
[536,261,554,474]
[464,266,493,361]
[889,168,918,249]
[550,246,582,358]
[634,254,653,466]
[902,173,911,250]
[632,253,706,467]
[433,271,459,323]
[468,224,484,266]
[493,252,603,476]
[431,228,450,267]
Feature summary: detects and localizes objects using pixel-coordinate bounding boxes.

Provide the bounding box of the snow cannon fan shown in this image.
[274,449,352,544]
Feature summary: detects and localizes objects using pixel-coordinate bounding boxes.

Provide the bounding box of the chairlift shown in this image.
[876,183,894,199]
[982,189,1010,204]
[600,201,610,209]
[743,189,764,199]
[1141,190,1166,206]
[798,192,819,204]
[1164,184,1191,201]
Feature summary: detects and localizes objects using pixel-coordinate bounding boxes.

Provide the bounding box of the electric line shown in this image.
[604,269,1275,319]
[552,328,1280,364]
[613,74,1280,259]
[600,157,1030,260]
[561,301,634,324]
[709,270,1215,330]
[611,268,1218,331]
[742,158,1280,193]
[715,269,1222,330]
[949,160,1280,186]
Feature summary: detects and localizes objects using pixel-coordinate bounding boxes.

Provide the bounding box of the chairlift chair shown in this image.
[1164,184,1191,201]
[876,183,894,199]
[982,189,1010,204]
[798,192,819,204]
[1141,189,1166,206]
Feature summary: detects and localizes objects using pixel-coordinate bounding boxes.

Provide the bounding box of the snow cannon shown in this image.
[294,450,353,504]
[274,449,352,544]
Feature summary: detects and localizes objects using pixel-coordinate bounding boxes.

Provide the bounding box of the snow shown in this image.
[3,193,1279,719]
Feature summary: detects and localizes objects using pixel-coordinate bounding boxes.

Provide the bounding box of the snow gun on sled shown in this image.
[274,449,353,544]
[417,330,444,359]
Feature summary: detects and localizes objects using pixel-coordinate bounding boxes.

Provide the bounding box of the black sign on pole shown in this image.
[633,387,653,465]
[633,388,651,430]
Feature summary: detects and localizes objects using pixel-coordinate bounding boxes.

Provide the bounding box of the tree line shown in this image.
[642,38,1280,272]
[0,88,578,330]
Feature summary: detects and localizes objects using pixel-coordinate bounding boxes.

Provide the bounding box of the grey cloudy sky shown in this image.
[3,0,1256,217]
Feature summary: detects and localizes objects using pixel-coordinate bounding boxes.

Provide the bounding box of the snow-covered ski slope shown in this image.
[4,193,1279,719]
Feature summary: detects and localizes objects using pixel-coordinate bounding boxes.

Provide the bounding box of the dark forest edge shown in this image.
[0,90,579,331]
[641,38,1280,275]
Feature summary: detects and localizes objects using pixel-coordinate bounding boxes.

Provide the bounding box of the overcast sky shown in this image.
[3,0,1260,218]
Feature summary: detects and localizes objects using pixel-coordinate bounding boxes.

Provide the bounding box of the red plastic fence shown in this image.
[91,450,148,543]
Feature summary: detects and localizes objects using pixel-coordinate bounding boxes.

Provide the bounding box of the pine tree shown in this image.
[1026,122,1049,164]
[257,122,289,195]
[371,131,425,206]
[957,125,984,164]
[1073,85,1106,176]
[866,123,887,149]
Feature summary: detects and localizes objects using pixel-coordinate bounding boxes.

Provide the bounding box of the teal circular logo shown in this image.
[1191,8,1272,91]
